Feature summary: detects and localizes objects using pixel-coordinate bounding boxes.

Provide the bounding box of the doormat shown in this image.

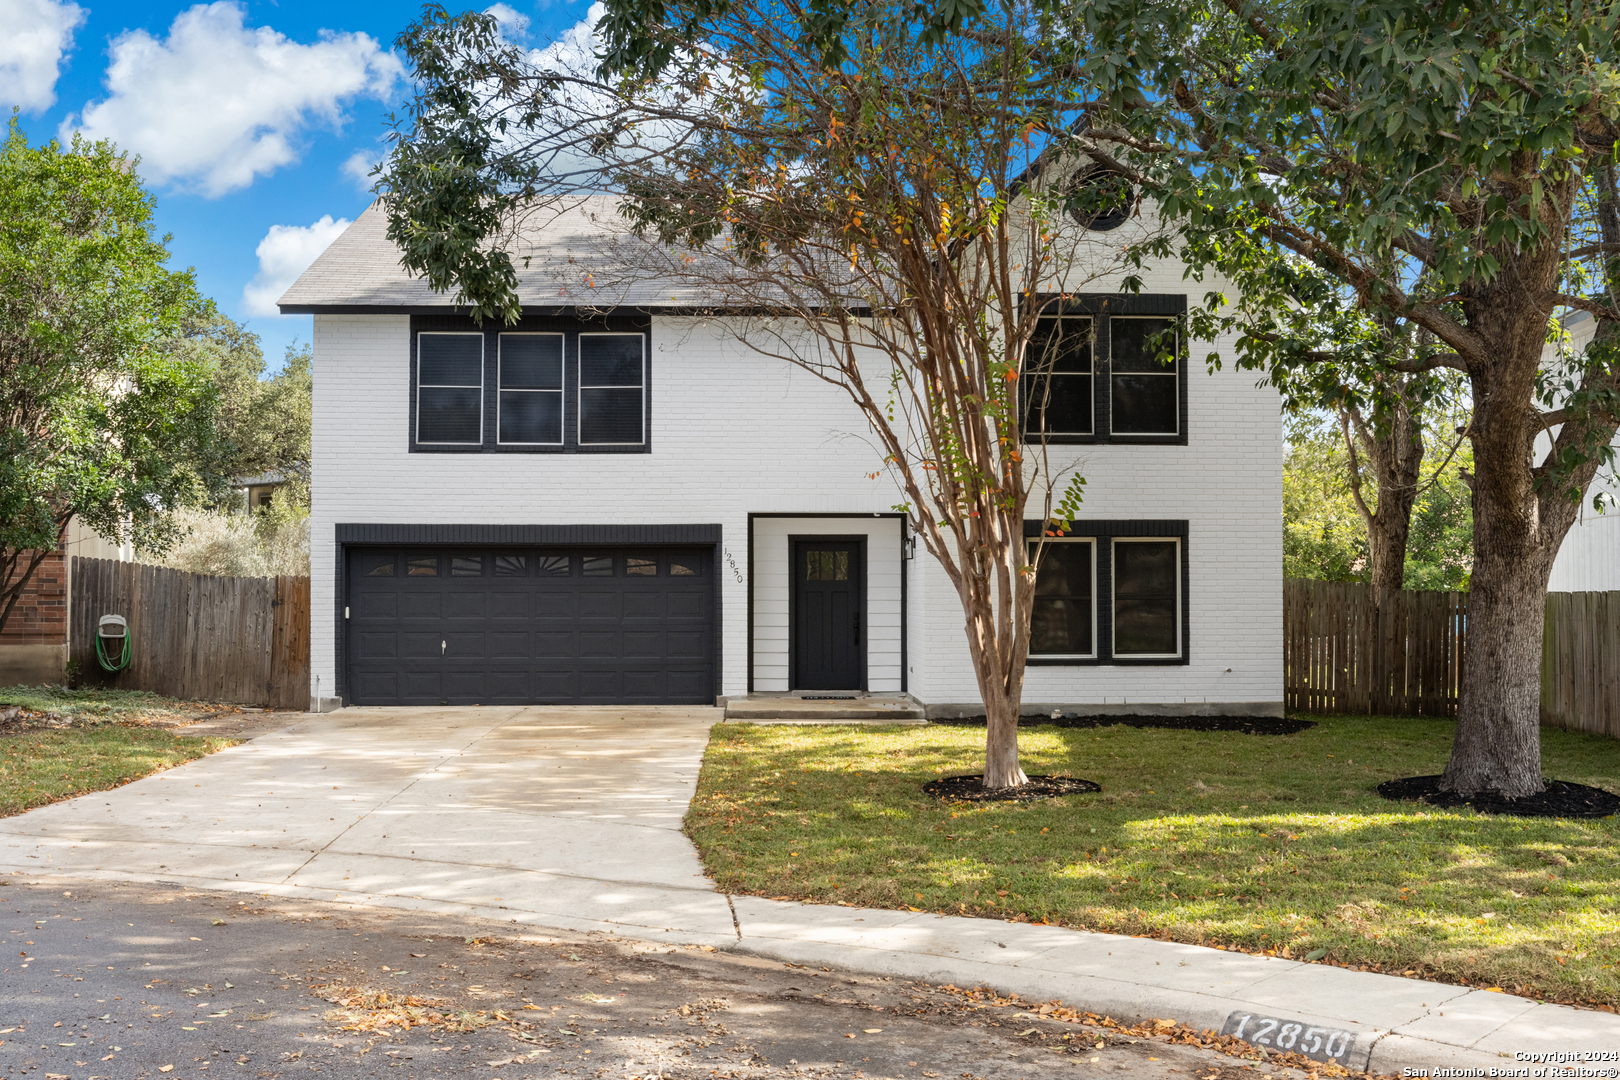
[800,695,859,700]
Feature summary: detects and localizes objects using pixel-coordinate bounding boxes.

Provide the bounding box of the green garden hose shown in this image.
[96,632,132,672]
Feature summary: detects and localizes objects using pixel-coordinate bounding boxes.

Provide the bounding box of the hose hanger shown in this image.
[96,614,132,673]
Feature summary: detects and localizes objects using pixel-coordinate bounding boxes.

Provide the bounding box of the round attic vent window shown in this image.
[1065,168,1134,232]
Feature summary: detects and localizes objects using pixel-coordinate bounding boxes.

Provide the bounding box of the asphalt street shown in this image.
[0,877,1310,1080]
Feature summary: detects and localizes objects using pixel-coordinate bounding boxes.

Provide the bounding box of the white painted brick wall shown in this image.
[310,255,1282,709]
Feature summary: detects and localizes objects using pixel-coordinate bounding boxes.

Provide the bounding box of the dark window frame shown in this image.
[1023,519,1189,666]
[409,313,652,455]
[1019,294,1188,446]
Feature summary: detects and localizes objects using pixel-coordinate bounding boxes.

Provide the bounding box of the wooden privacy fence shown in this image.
[1285,578,1620,738]
[70,557,309,711]
[1540,591,1620,739]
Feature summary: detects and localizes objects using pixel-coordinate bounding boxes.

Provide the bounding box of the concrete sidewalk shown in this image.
[0,706,1613,1073]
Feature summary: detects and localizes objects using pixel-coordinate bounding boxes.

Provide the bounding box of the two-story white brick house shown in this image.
[279,197,1283,716]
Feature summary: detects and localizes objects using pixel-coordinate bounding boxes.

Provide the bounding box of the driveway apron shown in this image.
[0,706,737,943]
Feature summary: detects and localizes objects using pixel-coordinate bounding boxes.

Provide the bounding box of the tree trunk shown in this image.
[1342,398,1422,607]
[1442,542,1549,797]
[981,684,1029,788]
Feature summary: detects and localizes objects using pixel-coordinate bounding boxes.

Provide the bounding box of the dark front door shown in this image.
[792,540,864,690]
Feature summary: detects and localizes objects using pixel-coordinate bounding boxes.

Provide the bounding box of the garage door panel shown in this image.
[445,592,488,618]
[578,592,622,618]
[666,592,708,618]
[667,669,711,698]
[356,632,398,660]
[533,630,578,657]
[665,630,708,659]
[490,591,532,618]
[444,671,488,697]
[401,670,441,698]
[402,632,443,659]
[347,545,714,706]
[400,593,442,619]
[578,631,620,658]
[491,631,529,658]
[353,590,399,618]
[352,671,399,700]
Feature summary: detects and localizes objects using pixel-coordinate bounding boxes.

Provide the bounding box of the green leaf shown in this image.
[1305,948,1328,961]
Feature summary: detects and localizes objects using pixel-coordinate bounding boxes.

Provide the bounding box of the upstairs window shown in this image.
[417,333,483,445]
[1022,317,1094,437]
[499,334,563,445]
[1110,317,1180,436]
[578,333,645,445]
[410,319,650,454]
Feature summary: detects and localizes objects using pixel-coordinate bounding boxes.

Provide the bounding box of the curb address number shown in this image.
[1221,1012,1357,1065]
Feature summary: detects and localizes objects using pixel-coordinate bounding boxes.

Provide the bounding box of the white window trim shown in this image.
[1025,315,1095,437]
[497,332,565,446]
[577,331,646,446]
[1110,536,1182,658]
[1108,315,1180,437]
[416,331,484,446]
[1027,536,1098,659]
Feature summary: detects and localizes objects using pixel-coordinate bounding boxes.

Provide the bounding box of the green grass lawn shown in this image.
[0,725,234,816]
[0,683,217,721]
[686,716,1620,1009]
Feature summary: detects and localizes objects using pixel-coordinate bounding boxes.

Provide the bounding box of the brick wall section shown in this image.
[0,549,68,646]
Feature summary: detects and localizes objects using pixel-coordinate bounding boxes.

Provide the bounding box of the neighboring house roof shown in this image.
[277,194,716,313]
[231,471,288,488]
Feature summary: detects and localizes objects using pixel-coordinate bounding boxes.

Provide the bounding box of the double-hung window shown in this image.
[1111,538,1180,657]
[1021,317,1094,438]
[411,320,649,453]
[1110,317,1179,435]
[1019,296,1186,443]
[417,333,483,445]
[1026,523,1185,663]
[498,334,563,445]
[1028,538,1095,657]
[578,333,645,445]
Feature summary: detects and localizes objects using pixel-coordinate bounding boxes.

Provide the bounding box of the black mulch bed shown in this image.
[1378,775,1620,819]
[923,774,1103,803]
[935,713,1317,736]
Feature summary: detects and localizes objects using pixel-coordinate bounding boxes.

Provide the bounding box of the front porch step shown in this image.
[724,694,927,723]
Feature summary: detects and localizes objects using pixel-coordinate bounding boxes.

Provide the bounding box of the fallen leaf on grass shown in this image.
[1305,948,1328,961]
[1017,1028,1038,1036]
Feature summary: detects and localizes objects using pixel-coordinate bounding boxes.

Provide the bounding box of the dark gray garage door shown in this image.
[345,547,715,706]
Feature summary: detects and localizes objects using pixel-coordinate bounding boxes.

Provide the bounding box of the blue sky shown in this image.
[3,0,597,371]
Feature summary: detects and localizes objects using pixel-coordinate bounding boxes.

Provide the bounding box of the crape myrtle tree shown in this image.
[1064,0,1620,796]
[0,118,218,637]
[380,2,1171,787]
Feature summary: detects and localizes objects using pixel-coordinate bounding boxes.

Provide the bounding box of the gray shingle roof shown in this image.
[276,194,713,312]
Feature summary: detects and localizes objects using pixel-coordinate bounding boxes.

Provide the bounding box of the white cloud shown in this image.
[341,147,384,191]
[62,3,403,197]
[485,3,530,39]
[243,215,352,317]
[0,0,86,112]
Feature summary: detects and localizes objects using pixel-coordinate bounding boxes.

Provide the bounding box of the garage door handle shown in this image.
[441,640,446,655]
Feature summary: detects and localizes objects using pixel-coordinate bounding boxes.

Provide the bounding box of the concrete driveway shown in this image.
[0,706,738,943]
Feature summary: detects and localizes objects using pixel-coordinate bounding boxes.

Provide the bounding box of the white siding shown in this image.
[751,517,903,692]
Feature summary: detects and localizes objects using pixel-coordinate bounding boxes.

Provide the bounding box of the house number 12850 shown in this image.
[723,547,743,584]
[1220,1011,1356,1065]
